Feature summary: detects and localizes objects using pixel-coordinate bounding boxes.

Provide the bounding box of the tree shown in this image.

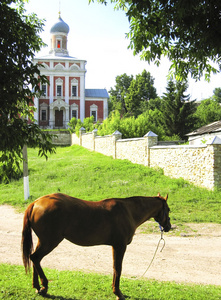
[90,0,221,81]
[213,88,221,103]
[125,69,157,116]
[194,98,221,128]
[161,80,197,139]
[108,73,133,115]
[0,0,55,183]
[109,70,157,117]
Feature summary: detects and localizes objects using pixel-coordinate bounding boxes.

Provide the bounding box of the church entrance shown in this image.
[55,110,63,127]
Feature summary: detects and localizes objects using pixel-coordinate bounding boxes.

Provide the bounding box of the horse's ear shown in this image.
[157,192,161,197]
[164,194,168,201]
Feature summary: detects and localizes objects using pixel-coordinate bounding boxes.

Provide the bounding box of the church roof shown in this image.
[50,16,70,34]
[85,89,109,98]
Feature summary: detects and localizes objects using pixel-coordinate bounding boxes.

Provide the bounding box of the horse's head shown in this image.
[154,193,171,232]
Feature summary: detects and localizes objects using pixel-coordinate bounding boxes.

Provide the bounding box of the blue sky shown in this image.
[26,0,221,100]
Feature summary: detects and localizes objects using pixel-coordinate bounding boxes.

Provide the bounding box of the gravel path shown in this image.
[0,205,221,286]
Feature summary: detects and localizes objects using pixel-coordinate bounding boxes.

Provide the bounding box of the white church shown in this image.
[33,14,109,128]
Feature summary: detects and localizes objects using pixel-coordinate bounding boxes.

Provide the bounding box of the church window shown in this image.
[72,110,77,119]
[90,104,98,122]
[71,103,78,119]
[57,85,62,96]
[40,102,48,122]
[57,39,61,49]
[72,86,77,97]
[41,110,47,121]
[71,78,78,97]
[91,110,97,122]
[56,78,63,98]
[41,84,47,97]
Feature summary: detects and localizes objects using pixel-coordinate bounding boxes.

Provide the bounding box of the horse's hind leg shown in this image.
[30,238,62,295]
[112,245,126,300]
[33,264,40,292]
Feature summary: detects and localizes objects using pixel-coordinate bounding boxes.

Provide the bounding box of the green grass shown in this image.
[0,264,220,300]
[1,145,221,224]
[1,147,221,298]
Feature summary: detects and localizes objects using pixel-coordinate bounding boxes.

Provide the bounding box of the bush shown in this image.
[0,151,22,183]
[68,116,100,137]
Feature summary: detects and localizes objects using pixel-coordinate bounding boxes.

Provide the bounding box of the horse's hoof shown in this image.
[38,287,48,296]
[116,296,125,300]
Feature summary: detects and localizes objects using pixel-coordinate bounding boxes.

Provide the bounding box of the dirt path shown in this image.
[0,205,221,286]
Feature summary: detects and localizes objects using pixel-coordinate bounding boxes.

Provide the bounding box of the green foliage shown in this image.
[1,145,221,224]
[194,98,221,129]
[68,116,100,136]
[0,151,22,183]
[90,0,221,81]
[160,80,197,139]
[1,264,221,299]
[125,70,158,116]
[0,1,56,182]
[67,117,78,133]
[97,110,165,139]
[109,70,158,117]
[108,73,133,115]
[213,87,221,103]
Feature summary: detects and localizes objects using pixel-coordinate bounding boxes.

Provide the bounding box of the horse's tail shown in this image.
[21,202,34,273]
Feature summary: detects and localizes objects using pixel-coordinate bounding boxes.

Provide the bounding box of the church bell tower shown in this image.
[49,12,70,56]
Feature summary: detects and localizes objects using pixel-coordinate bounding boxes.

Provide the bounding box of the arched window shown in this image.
[56,78,63,97]
[90,104,98,122]
[41,83,47,97]
[71,103,79,119]
[56,39,62,49]
[71,78,78,97]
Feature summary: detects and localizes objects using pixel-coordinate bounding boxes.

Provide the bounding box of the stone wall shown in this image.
[149,145,215,189]
[46,130,71,145]
[116,138,147,165]
[71,129,221,189]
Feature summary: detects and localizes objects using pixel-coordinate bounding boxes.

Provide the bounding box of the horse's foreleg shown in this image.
[112,245,126,300]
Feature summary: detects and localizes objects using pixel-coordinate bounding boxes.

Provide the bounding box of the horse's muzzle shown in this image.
[163,224,171,232]
[163,218,171,232]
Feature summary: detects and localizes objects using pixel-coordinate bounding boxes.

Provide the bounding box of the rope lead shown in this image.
[139,227,166,278]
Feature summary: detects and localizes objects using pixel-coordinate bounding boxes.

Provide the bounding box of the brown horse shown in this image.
[22,192,171,300]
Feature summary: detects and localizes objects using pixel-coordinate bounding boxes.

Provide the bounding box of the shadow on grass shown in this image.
[44,293,156,300]
[44,294,79,300]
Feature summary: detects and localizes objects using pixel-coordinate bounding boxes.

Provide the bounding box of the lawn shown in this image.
[0,264,220,300]
[1,145,221,224]
[1,146,221,299]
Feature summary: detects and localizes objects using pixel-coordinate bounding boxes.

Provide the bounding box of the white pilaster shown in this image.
[34,97,39,124]
[50,75,54,104]
[80,74,85,121]
[65,75,69,103]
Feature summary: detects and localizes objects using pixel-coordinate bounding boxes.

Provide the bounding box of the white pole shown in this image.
[23,145,30,201]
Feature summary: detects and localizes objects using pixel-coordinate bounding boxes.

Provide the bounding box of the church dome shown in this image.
[50,16,70,34]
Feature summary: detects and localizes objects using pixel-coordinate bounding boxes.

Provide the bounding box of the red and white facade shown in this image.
[33,15,109,128]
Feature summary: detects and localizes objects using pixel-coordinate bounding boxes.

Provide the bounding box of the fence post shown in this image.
[79,127,86,146]
[144,131,158,167]
[92,129,98,151]
[112,131,122,159]
[23,144,29,201]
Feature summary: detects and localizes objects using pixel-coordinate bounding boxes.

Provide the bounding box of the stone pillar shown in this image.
[144,131,158,166]
[112,130,122,159]
[92,129,98,151]
[79,127,86,146]
[208,136,221,189]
